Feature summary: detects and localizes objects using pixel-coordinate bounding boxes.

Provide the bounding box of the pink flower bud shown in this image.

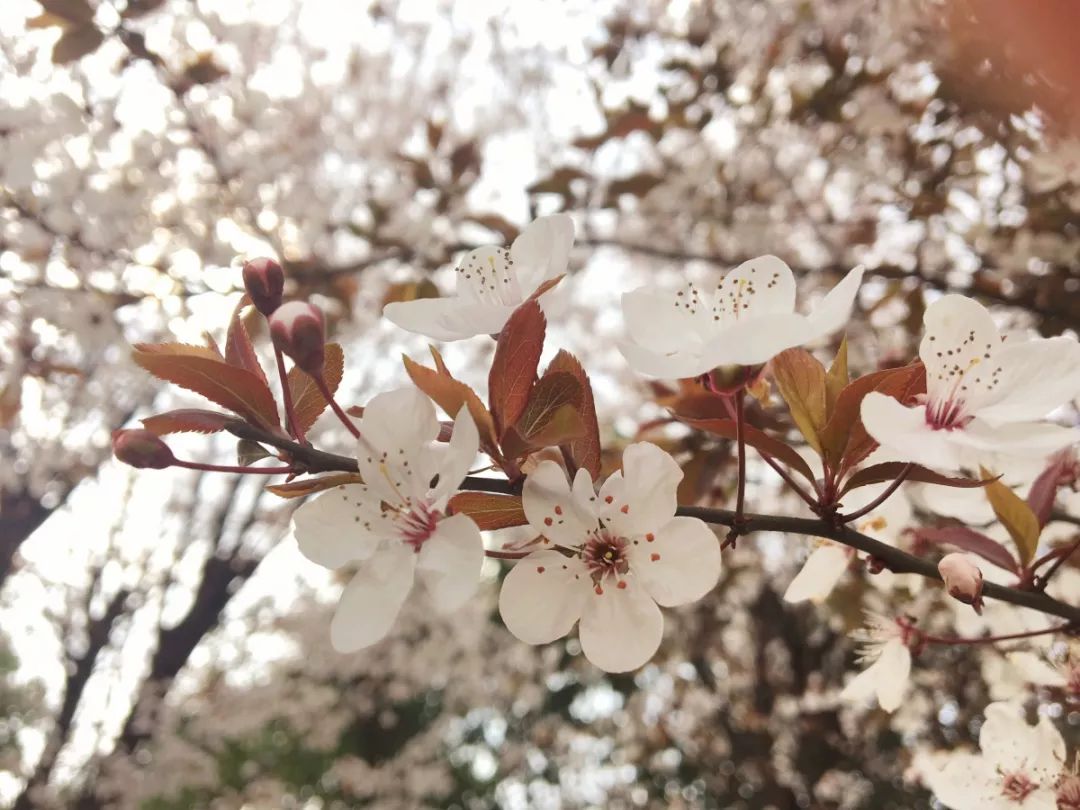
[938,553,984,613]
[112,429,175,469]
[242,257,285,316]
[269,301,325,375]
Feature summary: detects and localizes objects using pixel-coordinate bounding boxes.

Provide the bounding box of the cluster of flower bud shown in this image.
[242,256,327,376]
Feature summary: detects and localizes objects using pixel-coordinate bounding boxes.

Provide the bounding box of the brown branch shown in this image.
[225,420,1080,625]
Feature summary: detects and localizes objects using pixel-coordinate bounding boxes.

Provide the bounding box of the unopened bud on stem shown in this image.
[112,429,175,469]
[938,552,984,614]
[242,257,285,316]
[269,301,326,376]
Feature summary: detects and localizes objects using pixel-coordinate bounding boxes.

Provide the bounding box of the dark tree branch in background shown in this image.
[12,589,130,810]
[226,421,1080,625]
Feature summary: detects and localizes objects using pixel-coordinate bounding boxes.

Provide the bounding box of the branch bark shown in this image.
[225,421,1080,625]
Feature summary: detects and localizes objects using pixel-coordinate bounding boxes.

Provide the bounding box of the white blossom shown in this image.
[292,387,483,651]
[383,214,575,341]
[862,295,1080,471]
[498,442,721,672]
[839,612,913,713]
[618,255,864,378]
[919,702,1066,810]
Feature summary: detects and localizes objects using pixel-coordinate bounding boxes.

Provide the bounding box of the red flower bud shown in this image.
[242,257,285,316]
[269,301,326,376]
[112,429,175,469]
[938,553,984,614]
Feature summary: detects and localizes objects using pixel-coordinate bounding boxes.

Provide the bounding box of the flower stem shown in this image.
[485,549,532,560]
[918,623,1072,647]
[839,463,913,523]
[723,387,748,549]
[315,375,360,439]
[174,460,294,475]
[275,346,305,443]
[1034,534,1080,591]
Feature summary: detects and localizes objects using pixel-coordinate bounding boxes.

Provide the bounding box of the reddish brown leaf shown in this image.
[52,24,104,64]
[225,296,269,387]
[286,343,344,434]
[1026,451,1073,528]
[265,473,364,499]
[819,362,925,474]
[40,0,94,23]
[141,409,234,436]
[840,463,993,496]
[502,405,585,460]
[911,526,1018,574]
[682,417,817,484]
[526,274,566,302]
[544,350,602,478]
[448,492,529,530]
[501,371,585,459]
[132,343,279,430]
[403,352,499,456]
[489,301,545,435]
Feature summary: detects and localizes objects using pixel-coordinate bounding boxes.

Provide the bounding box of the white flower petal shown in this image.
[523,460,596,546]
[932,753,1005,810]
[705,312,814,367]
[919,294,1002,408]
[329,544,417,652]
[840,638,910,712]
[598,442,682,536]
[951,418,1079,460]
[415,513,483,611]
[801,265,865,344]
[429,405,480,504]
[860,393,963,470]
[874,637,912,712]
[1032,715,1067,775]
[622,285,715,355]
[1005,651,1068,688]
[979,702,1039,773]
[356,387,440,503]
[783,544,849,604]
[974,336,1080,424]
[578,576,663,672]
[359,387,439,459]
[616,336,714,379]
[717,255,797,320]
[498,550,589,644]
[627,516,720,607]
[510,213,575,293]
[383,297,490,342]
[293,484,388,569]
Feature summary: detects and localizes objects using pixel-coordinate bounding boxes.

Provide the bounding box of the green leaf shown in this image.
[980,466,1041,567]
[770,348,827,455]
[825,336,849,412]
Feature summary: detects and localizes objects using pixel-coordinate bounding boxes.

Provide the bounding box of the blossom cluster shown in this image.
[115,213,1080,805]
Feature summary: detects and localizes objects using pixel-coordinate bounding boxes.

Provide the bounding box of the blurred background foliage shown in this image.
[1,0,1078,807]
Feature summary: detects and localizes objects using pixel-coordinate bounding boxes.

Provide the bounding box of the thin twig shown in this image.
[222,420,1080,624]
